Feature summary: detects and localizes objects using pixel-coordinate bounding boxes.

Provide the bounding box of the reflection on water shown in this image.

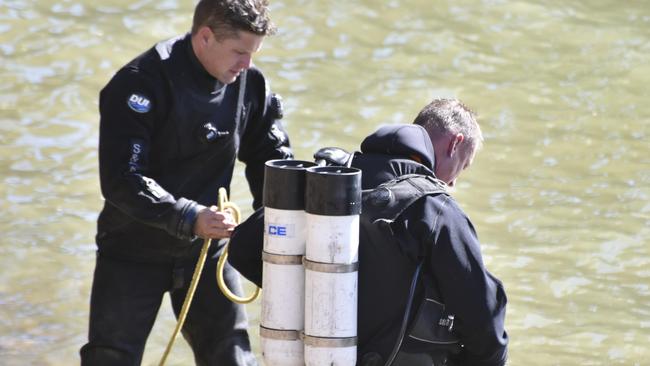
[1,0,649,365]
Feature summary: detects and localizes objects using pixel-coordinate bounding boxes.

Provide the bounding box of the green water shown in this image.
[1,0,649,365]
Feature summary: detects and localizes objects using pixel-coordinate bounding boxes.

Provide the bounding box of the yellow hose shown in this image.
[159,188,261,366]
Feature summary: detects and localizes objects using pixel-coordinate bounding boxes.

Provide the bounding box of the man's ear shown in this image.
[197,26,213,47]
[448,133,465,157]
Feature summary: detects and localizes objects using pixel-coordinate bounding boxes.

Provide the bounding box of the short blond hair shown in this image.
[413,98,483,152]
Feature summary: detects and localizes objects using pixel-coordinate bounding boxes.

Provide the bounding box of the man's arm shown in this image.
[228,207,265,287]
[238,68,293,209]
[415,195,508,365]
[98,69,208,240]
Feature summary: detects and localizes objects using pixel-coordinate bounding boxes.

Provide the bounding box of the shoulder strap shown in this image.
[362,174,447,224]
[235,69,247,124]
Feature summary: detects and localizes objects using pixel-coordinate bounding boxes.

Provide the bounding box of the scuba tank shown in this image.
[303,165,361,366]
[260,159,316,366]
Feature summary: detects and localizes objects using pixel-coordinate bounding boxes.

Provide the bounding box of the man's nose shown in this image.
[239,54,252,69]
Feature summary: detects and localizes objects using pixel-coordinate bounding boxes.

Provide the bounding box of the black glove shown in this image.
[313,147,354,167]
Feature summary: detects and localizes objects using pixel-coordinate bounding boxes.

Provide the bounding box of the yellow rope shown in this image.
[216,245,261,304]
[159,188,260,366]
[215,189,261,304]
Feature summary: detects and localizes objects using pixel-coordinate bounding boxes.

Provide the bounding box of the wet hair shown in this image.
[413,98,483,152]
[191,0,277,40]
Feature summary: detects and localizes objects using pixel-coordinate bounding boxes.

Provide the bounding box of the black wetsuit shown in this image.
[80,33,292,365]
[353,125,508,366]
[228,125,507,366]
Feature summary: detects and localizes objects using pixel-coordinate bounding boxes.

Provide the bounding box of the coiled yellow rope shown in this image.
[159,188,261,366]
[215,189,261,305]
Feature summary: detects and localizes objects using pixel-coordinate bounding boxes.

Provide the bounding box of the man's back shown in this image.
[351,123,507,365]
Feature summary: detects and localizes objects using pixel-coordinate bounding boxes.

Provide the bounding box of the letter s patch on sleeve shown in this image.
[127,93,152,113]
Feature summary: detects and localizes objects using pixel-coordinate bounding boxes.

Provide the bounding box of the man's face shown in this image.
[434,135,475,187]
[198,28,264,84]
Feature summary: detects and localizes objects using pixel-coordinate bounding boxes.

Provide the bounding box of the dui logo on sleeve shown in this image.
[127,93,151,113]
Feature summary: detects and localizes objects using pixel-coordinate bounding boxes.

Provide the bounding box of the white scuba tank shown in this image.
[260,159,316,366]
[303,166,362,366]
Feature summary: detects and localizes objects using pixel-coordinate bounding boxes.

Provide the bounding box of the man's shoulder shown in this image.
[418,193,475,236]
[243,65,268,89]
[111,34,189,83]
[153,33,188,61]
[422,191,465,216]
[122,46,164,77]
[103,47,165,91]
[362,174,447,224]
[246,64,265,78]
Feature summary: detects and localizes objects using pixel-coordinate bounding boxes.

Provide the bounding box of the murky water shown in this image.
[1,0,649,365]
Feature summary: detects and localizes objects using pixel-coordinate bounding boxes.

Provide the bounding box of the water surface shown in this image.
[1,0,649,364]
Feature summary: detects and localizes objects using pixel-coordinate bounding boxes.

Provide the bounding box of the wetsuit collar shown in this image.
[185,33,225,94]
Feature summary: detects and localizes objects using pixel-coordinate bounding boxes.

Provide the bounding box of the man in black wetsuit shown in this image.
[351,99,508,366]
[228,99,508,366]
[80,0,291,365]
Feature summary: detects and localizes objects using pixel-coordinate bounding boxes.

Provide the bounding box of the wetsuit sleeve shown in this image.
[412,196,509,366]
[238,69,293,209]
[228,207,265,287]
[98,68,203,241]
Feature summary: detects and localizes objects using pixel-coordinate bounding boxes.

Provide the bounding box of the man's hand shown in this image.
[193,206,237,239]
